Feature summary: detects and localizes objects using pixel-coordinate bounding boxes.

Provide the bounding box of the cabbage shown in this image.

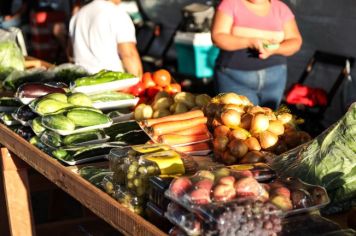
[271,103,356,214]
[0,40,25,80]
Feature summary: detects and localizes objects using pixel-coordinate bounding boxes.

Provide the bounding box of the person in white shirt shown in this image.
[69,0,142,76]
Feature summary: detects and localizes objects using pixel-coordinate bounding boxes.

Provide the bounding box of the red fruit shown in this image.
[153,69,171,87]
[271,187,291,199]
[195,179,214,192]
[234,177,262,198]
[218,176,235,186]
[268,181,286,190]
[170,177,192,197]
[142,72,156,88]
[189,188,211,204]
[129,82,145,97]
[146,85,163,98]
[164,83,181,95]
[213,184,236,202]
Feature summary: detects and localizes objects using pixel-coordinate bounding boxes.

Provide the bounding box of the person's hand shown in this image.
[249,38,264,51]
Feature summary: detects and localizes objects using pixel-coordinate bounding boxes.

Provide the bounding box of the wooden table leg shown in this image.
[0,147,36,236]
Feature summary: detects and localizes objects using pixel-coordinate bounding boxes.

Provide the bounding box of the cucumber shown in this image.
[63,130,106,146]
[40,130,62,147]
[32,117,46,134]
[52,149,69,159]
[35,98,73,115]
[66,110,111,127]
[42,114,76,131]
[67,92,92,106]
[0,97,21,107]
[74,71,134,87]
[89,91,134,102]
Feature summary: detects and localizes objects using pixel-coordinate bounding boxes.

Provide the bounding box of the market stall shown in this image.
[0,28,355,236]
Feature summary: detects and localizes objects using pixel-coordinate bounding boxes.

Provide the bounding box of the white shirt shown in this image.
[69,0,136,74]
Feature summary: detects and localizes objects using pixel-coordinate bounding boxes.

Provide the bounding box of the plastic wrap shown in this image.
[271,103,356,214]
[0,29,24,81]
[165,169,329,216]
[165,200,283,236]
[148,176,173,209]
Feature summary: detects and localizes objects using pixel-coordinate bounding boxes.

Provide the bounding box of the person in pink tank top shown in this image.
[212,0,302,109]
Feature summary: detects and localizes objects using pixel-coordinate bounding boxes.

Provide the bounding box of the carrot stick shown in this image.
[152,117,208,136]
[159,133,211,146]
[174,142,211,153]
[169,124,209,136]
[145,110,204,127]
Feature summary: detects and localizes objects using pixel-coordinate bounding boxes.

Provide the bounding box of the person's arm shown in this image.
[259,19,302,59]
[118,42,143,78]
[211,10,261,51]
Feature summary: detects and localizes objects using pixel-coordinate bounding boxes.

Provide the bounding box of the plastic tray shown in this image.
[148,176,173,210]
[42,120,113,136]
[71,77,139,94]
[138,122,213,156]
[93,98,139,111]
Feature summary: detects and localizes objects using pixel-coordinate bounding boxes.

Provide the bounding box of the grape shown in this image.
[200,201,282,236]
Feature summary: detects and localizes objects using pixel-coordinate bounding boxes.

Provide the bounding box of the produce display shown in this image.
[206,93,312,165]
[0,58,352,235]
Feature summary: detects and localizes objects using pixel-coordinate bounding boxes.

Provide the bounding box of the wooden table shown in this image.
[0,123,166,236]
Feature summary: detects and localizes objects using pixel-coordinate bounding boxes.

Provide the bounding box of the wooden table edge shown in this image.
[0,124,166,236]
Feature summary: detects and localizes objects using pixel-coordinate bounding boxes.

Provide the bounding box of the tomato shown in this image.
[153,69,171,87]
[146,85,163,98]
[142,72,156,88]
[129,82,145,97]
[164,83,182,94]
[136,96,147,106]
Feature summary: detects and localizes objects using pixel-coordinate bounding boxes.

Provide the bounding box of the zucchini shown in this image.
[52,149,69,159]
[54,144,113,162]
[0,97,21,107]
[89,91,134,102]
[42,114,76,131]
[66,110,111,127]
[63,130,107,146]
[104,121,141,141]
[115,130,150,145]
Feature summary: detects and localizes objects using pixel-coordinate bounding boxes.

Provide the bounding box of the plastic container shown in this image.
[145,202,173,233]
[165,168,270,209]
[166,200,283,236]
[224,163,277,182]
[148,176,173,210]
[0,112,20,126]
[165,169,329,217]
[174,32,219,78]
[92,98,139,111]
[114,185,145,215]
[71,77,139,94]
[268,177,330,217]
[12,105,37,126]
[165,202,202,235]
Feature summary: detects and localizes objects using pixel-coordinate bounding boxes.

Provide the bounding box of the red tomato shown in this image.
[153,69,171,87]
[129,82,145,97]
[142,72,156,88]
[136,96,147,106]
[146,85,163,98]
[164,83,182,95]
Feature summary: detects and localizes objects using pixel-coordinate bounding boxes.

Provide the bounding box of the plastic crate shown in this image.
[174,32,219,79]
